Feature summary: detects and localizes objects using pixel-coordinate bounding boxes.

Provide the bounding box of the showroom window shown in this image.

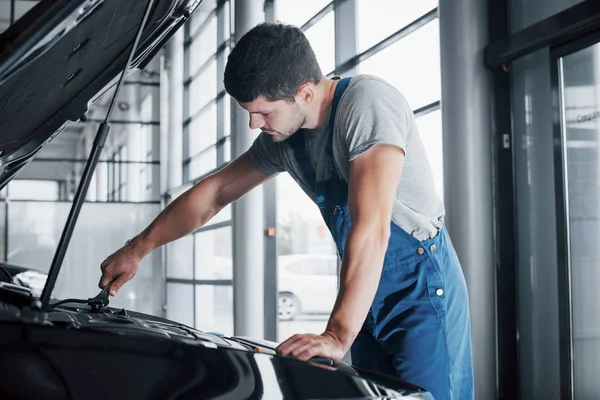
[356,0,438,53]
[183,0,233,184]
[166,0,234,336]
[356,1,443,199]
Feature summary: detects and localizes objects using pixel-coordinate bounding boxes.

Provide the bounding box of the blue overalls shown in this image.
[286,77,474,400]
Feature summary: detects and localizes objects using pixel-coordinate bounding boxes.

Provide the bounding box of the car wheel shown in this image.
[278,292,299,321]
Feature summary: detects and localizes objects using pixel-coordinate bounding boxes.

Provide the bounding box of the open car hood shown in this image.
[0,0,201,189]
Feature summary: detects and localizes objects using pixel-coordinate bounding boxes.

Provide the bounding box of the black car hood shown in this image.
[0,0,200,189]
[0,298,434,399]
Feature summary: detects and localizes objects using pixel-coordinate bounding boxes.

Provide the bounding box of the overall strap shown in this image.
[287,77,352,185]
[328,77,351,142]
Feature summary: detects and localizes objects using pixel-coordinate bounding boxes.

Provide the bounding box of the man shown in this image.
[99,22,474,400]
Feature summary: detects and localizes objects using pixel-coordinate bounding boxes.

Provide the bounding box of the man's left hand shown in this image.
[275,331,348,362]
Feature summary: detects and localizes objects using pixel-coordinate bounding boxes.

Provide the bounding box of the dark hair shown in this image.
[224,22,322,103]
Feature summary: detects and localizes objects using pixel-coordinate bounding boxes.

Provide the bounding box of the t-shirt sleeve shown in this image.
[338,76,413,161]
[247,132,286,175]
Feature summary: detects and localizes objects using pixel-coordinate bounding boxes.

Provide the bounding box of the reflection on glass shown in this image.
[275,0,332,28]
[167,283,194,327]
[357,0,438,52]
[276,172,338,342]
[195,284,233,335]
[358,20,440,110]
[416,110,444,200]
[560,42,600,398]
[194,226,232,280]
[304,11,335,75]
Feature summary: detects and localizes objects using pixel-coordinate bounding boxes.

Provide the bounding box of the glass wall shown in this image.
[356,2,443,199]
[7,201,163,315]
[183,0,233,183]
[506,0,592,396]
[166,0,235,336]
[559,41,600,399]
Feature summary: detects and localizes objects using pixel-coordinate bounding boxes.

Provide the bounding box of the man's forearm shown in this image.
[128,177,223,258]
[325,222,390,348]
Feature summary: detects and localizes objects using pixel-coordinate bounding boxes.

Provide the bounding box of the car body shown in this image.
[0,1,434,399]
[277,254,338,320]
[0,261,48,297]
[207,254,339,320]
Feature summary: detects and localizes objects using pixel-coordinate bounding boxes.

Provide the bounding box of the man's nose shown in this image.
[249,114,263,130]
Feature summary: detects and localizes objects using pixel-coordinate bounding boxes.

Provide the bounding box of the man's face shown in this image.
[239,96,306,143]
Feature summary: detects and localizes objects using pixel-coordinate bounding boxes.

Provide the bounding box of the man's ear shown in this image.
[295,83,315,105]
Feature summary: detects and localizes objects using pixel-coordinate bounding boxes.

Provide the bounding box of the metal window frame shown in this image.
[334,8,438,76]
[486,0,519,398]
[301,2,334,31]
[485,0,600,69]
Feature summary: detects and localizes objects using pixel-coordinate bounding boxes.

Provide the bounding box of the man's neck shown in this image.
[305,77,338,130]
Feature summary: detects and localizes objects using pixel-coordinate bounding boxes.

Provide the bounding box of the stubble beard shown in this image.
[270,105,306,143]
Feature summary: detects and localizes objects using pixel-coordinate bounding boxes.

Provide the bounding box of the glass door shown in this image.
[556,38,600,399]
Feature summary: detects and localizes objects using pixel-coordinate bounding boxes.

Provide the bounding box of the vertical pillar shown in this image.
[439,0,496,398]
[167,29,184,190]
[262,0,278,342]
[96,159,108,201]
[159,53,170,196]
[127,84,142,202]
[232,0,265,338]
[333,0,357,76]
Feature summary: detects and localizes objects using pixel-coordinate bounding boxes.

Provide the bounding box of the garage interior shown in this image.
[1,0,599,398]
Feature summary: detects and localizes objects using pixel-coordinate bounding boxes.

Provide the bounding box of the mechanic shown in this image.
[99,22,474,400]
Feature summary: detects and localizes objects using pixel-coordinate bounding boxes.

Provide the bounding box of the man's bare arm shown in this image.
[130,152,272,257]
[99,152,273,293]
[325,143,404,349]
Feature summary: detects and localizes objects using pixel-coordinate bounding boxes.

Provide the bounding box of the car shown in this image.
[0,261,48,297]
[0,1,435,399]
[205,254,338,321]
[277,254,338,321]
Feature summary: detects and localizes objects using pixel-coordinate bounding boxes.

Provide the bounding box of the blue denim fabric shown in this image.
[286,77,474,400]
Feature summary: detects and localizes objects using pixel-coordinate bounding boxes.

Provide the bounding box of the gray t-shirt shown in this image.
[247,74,444,240]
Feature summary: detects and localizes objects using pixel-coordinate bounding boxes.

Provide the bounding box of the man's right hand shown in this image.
[99,242,144,296]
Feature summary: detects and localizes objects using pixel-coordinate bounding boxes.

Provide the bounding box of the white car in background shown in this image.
[277,254,339,321]
[211,254,339,321]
